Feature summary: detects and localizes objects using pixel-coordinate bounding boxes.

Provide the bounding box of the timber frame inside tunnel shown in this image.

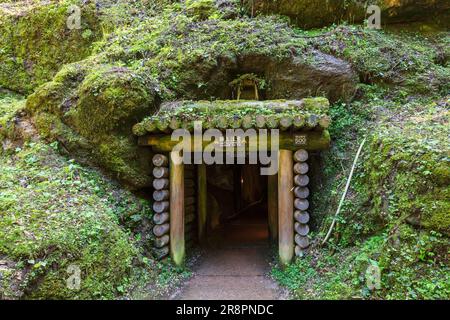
[134,99,331,266]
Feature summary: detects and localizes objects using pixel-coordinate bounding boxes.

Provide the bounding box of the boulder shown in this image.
[244,0,450,29]
[0,0,102,93]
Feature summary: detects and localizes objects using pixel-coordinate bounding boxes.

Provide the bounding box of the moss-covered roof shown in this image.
[133,97,331,135]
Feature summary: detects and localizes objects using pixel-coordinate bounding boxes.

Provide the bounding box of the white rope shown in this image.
[321,137,367,246]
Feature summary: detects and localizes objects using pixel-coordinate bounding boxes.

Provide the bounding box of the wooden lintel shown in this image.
[138,130,330,152]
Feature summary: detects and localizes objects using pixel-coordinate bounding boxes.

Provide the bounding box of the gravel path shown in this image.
[173,212,285,300]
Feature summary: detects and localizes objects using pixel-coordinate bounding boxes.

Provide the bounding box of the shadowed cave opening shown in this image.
[204,164,269,247]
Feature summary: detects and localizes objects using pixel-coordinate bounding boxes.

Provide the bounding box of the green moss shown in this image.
[186,0,219,21]
[0,0,102,93]
[25,5,312,187]
[364,105,450,234]
[273,228,449,299]
[74,66,156,137]
[135,98,330,133]
[25,62,155,188]
[94,135,152,188]
[0,141,185,299]
[0,142,137,298]
[308,25,449,95]
[0,91,26,141]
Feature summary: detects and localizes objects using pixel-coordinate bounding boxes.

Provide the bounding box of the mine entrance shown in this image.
[205,164,270,248]
[134,99,331,266]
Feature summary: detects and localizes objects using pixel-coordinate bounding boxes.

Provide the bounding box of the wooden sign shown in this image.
[294,134,307,146]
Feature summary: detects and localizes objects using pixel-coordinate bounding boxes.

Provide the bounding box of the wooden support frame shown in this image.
[278,150,294,266]
[197,164,207,243]
[170,151,185,266]
[138,131,330,152]
[268,173,278,242]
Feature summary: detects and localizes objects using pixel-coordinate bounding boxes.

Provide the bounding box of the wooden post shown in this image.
[268,174,278,242]
[278,149,294,266]
[170,151,185,266]
[197,164,207,243]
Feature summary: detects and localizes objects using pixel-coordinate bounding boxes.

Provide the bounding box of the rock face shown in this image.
[209,52,358,102]
[0,1,102,93]
[264,51,357,101]
[244,0,450,28]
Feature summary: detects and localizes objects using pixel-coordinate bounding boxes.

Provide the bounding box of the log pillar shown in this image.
[268,173,278,242]
[170,151,185,266]
[278,149,294,266]
[197,164,207,243]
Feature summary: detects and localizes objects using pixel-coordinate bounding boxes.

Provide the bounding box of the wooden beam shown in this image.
[170,151,185,266]
[278,149,294,266]
[138,131,330,152]
[197,164,207,243]
[268,173,278,242]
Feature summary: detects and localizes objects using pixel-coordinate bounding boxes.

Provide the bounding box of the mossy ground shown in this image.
[0,93,188,299]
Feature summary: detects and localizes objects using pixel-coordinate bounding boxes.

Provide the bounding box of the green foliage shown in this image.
[0,91,26,141]
[0,0,102,93]
[74,66,156,137]
[272,257,317,291]
[364,104,450,234]
[273,229,449,299]
[186,0,219,21]
[309,25,449,95]
[0,141,185,299]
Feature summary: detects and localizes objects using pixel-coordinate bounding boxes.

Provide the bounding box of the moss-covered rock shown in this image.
[0,90,26,143]
[364,104,450,235]
[0,0,175,94]
[244,0,450,29]
[74,66,156,137]
[0,0,102,93]
[0,142,143,299]
[25,61,156,188]
[308,25,449,95]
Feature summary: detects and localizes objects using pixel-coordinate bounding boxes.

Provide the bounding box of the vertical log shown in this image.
[170,151,184,266]
[153,154,169,167]
[197,164,207,243]
[278,149,294,266]
[267,174,278,242]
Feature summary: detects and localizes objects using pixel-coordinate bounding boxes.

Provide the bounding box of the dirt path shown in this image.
[172,213,285,300]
